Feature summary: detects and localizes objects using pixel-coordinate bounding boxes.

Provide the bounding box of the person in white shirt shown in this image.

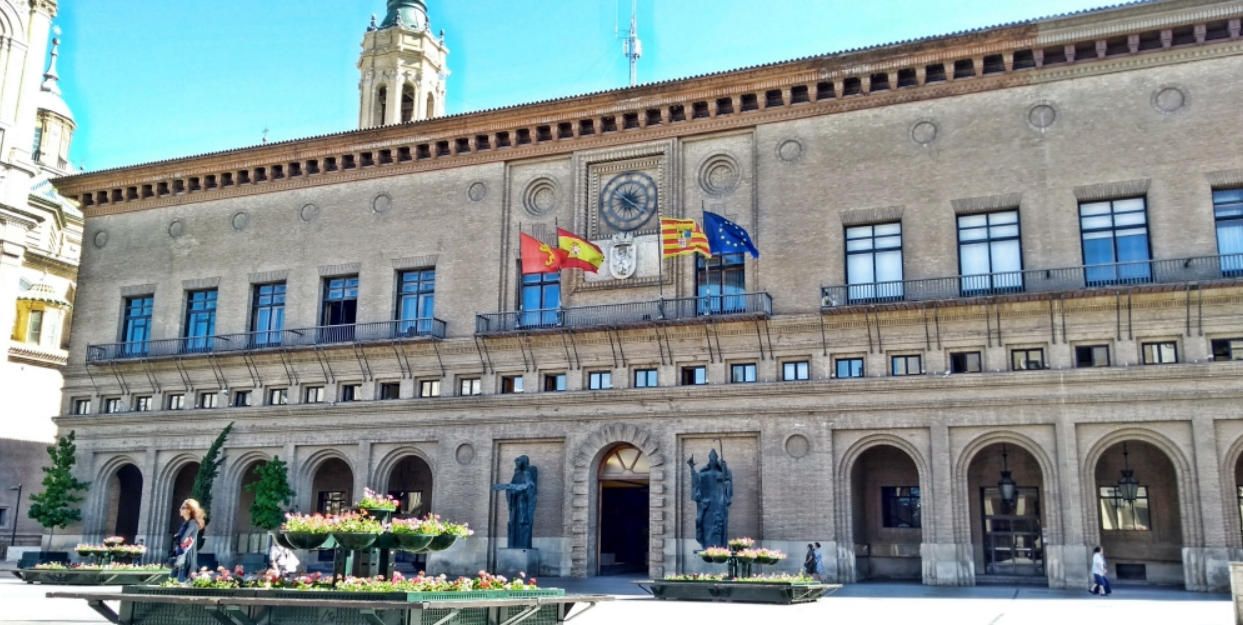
[269,542,300,577]
[1090,546,1112,596]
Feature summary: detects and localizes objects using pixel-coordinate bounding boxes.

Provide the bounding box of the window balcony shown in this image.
[820,253,1243,309]
[475,292,773,335]
[86,318,447,363]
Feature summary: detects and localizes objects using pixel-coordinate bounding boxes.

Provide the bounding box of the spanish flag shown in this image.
[660,217,712,259]
[520,232,566,274]
[557,228,605,273]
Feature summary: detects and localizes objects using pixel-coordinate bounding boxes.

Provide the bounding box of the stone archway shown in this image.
[232,454,271,557]
[835,434,932,584]
[570,423,665,578]
[167,462,200,536]
[849,445,923,580]
[597,444,650,575]
[965,443,1046,580]
[107,464,143,543]
[1092,440,1184,586]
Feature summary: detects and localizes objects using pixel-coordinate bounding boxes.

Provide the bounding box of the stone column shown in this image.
[137,448,161,558]
[923,423,972,586]
[386,72,403,125]
[1190,414,1231,592]
[1048,417,1089,590]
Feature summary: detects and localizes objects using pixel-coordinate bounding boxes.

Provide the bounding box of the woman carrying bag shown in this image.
[171,499,206,582]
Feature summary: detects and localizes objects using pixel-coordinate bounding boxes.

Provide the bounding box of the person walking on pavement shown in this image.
[171,499,205,582]
[813,542,827,581]
[804,544,816,578]
[1091,546,1112,596]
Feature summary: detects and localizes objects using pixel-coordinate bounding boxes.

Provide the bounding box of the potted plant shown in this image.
[701,546,731,563]
[727,537,755,551]
[735,548,759,564]
[754,548,786,565]
[328,511,385,551]
[355,488,399,522]
[388,517,434,552]
[280,513,333,550]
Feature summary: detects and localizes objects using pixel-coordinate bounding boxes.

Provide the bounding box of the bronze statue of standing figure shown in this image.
[492,455,538,550]
[688,445,733,548]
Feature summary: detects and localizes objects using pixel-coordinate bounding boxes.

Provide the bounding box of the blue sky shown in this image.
[56,0,1111,171]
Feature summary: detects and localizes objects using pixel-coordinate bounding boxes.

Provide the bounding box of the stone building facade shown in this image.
[0,0,82,558]
[51,0,1243,592]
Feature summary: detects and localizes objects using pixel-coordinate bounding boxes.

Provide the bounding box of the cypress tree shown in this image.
[190,422,234,522]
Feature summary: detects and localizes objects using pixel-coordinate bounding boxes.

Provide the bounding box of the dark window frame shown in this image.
[1075,345,1111,368]
[72,398,91,415]
[251,282,286,347]
[1078,197,1152,285]
[543,373,567,392]
[458,378,481,396]
[881,486,922,528]
[380,382,402,400]
[835,357,865,379]
[681,366,707,386]
[1141,341,1178,365]
[521,271,561,327]
[501,375,524,394]
[587,371,612,390]
[418,379,441,398]
[634,369,658,388]
[957,210,1022,293]
[891,354,923,376]
[782,361,810,381]
[1212,338,1243,361]
[1213,188,1243,276]
[1011,348,1046,371]
[845,222,903,302]
[730,363,757,383]
[268,388,289,406]
[696,253,746,314]
[949,351,982,374]
[167,394,185,410]
[1098,485,1152,531]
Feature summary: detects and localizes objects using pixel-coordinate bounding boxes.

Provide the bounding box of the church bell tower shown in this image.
[358,0,450,128]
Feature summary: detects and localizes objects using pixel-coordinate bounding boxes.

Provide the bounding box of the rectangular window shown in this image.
[318,491,348,516]
[459,378,481,396]
[303,387,322,404]
[251,283,286,347]
[183,289,218,353]
[397,269,436,336]
[134,396,152,412]
[340,384,361,402]
[543,373,566,392]
[1212,338,1243,361]
[1075,345,1110,368]
[881,486,921,528]
[380,383,401,400]
[501,375,524,394]
[949,352,982,374]
[1215,189,1243,276]
[122,295,154,355]
[891,355,922,376]
[681,366,707,386]
[1142,342,1178,365]
[0,508,7,528]
[730,363,757,383]
[835,358,865,379]
[418,380,441,398]
[1011,348,1046,371]
[1079,198,1151,285]
[587,371,612,390]
[26,309,43,344]
[1099,486,1151,531]
[958,210,1022,293]
[103,398,121,414]
[521,272,561,327]
[197,391,218,409]
[232,390,252,407]
[267,388,288,405]
[71,398,91,415]
[634,369,658,388]
[846,223,903,303]
[321,276,359,342]
[783,361,809,381]
[696,253,746,314]
[167,394,185,410]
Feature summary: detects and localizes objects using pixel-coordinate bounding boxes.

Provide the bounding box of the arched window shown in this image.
[599,445,650,480]
[425,93,435,119]
[401,84,415,123]
[375,85,389,126]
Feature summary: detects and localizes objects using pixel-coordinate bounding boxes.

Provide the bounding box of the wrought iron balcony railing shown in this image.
[87,318,447,363]
[476,292,773,334]
[820,253,1243,308]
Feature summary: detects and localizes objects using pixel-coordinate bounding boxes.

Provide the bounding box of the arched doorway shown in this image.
[374,85,388,125]
[311,458,354,563]
[400,83,415,123]
[597,444,649,575]
[1094,440,1183,585]
[235,460,267,556]
[167,462,200,536]
[388,455,433,570]
[850,445,922,580]
[425,93,435,119]
[107,464,143,543]
[968,443,1045,579]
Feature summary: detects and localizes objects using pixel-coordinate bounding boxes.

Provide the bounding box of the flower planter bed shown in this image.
[50,589,606,625]
[17,569,170,586]
[634,579,838,604]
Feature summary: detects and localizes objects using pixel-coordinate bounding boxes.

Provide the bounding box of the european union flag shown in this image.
[703,211,759,258]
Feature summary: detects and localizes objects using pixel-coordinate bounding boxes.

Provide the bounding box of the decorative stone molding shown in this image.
[299,203,320,223]
[92,230,108,248]
[909,118,940,146]
[1207,169,1243,188]
[467,181,488,202]
[248,270,289,284]
[697,153,741,196]
[1073,179,1151,202]
[1026,101,1057,130]
[167,220,185,238]
[319,263,361,277]
[230,210,250,231]
[840,205,904,226]
[1151,84,1190,115]
[181,277,221,290]
[774,138,805,163]
[392,255,439,270]
[521,176,560,217]
[783,433,810,459]
[372,193,393,215]
[951,193,1023,215]
[120,284,157,297]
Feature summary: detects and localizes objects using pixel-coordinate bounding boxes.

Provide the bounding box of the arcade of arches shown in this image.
[80,429,1241,592]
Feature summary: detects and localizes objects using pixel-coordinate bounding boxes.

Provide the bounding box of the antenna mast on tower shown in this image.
[623,0,642,86]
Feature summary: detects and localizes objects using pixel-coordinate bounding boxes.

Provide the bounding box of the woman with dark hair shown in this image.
[1090,546,1112,596]
[172,499,206,582]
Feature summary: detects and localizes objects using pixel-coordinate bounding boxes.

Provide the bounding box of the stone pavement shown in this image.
[1,574,1232,625]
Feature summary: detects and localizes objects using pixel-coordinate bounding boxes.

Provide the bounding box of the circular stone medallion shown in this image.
[299,203,320,223]
[92,230,109,249]
[167,220,185,239]
[372,193,393,215]
[231,211,250,231]
[1152,86,1188,114]
[910,120,939,146]
[1027,103,1057,130]
[776,139,804,163]
[698,154,741,196]
[467,181,488,203]
[455,443,476,466]
[522,177,560,217]
[785,434,811,459]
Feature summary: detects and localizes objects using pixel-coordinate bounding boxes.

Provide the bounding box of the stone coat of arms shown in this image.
[608,234,637,280]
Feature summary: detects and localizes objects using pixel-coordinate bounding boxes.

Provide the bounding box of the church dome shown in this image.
[380,0,428,31]
[37,37,74,123]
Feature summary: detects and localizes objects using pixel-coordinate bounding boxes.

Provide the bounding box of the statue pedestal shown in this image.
[497,548,540,579]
